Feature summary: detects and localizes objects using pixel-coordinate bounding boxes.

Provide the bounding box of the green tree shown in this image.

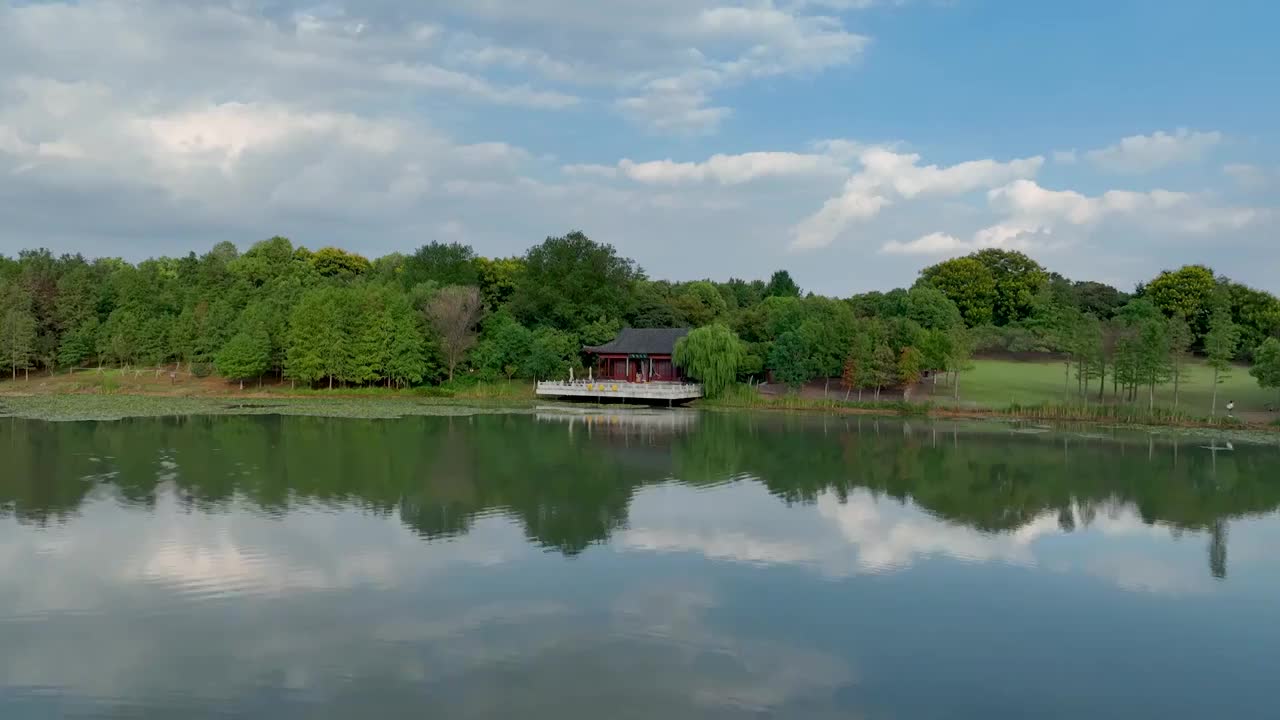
[897,346,924,402]
[764,270,801,298]
[768,330,811,390]
[511,231,640,331]
[971,249,1048,325]
[383,294,429,387]
[1135,316,1170,412]
[1072,281,1129,319]
[403,242,479,288]
[1249,337,1280,407]
[918,257,998,327]
[1144,265,1217,339]
[1226,281,1280,361]
[474,256,523,311]
[578,316,622,348]
[58,317,99,369]
[1166,315,1194,409]
[474,312,534,380]
[286,288,344,388]
[522,328,578,380]
[946,326,974,401]
[309,247,371,279]
[870,343,897,401]
[1,307,37,380]
[673,324,744,398]
[1204,304,1241,418]
[905,285,963,331]
[215,329,271,389]
[672,281,728,327]
[1074,313,1104,401]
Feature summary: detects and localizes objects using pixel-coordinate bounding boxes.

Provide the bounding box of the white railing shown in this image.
[535,380,704,398]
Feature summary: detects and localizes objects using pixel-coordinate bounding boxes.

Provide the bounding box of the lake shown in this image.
[2,410,1279,719]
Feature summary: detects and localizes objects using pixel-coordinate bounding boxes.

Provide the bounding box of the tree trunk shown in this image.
[844,387,851,401]
[1211,367,1219,417]
[1173,361,1181,409]
[1063,360,1070,404]
[1148,378,1154,413]
[328,375,333,390]
[858,388,863,402]
[875,386,881,401]
[824,376,830,398]
[239,379,244,390]
[953,372,961,401]
[1098,363,1107,403]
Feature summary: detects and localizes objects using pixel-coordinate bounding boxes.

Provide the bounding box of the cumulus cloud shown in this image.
[789,147,1044,250]
[608,152,844,185]
[1085,128,1222,174]
[1223,163,1269,190]
[0,1,1277,296]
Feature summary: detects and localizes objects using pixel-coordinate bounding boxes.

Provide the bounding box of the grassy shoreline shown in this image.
[4,387,1277,438]
[696,385,1280,434]
[2,358,1276,432]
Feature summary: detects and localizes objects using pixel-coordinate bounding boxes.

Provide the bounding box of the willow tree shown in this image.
[673,323,743,398]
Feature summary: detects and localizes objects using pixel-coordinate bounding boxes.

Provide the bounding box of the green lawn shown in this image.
[921,357,1278,418]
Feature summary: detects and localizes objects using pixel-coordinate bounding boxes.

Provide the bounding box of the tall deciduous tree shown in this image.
[1166,315,1194,409]
[286,288,343,388]
[1,307,37,380]
[1204,304,1241,418]
[673,323,744,398]
[897,346,924,402]
[403,242,479,288]
[764,270,801,298]
[511,232,640,331]
[309,247,371,279]
[947,326,974,401]
[768,331,811,390]
[970,249,1048,325]
[1144,265,1217,339]
[215,329,271,389]
[871,344,897,401]
[918,257,998,327]
[426,286,485,382]
[1249,337,1280,407]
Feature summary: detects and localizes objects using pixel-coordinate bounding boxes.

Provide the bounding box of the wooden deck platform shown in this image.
[535,380,704,402]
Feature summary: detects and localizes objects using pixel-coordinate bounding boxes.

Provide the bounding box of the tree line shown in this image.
[2,235,1279,407]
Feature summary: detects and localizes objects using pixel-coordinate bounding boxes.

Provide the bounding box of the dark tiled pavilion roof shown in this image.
[584,328,690,355]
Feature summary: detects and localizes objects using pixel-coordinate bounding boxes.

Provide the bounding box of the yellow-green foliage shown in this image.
[674,324,743,399]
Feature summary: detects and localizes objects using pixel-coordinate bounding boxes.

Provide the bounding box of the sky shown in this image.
[1,0,1278,296]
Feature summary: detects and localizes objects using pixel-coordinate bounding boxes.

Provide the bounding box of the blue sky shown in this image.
[1,0,1276,294]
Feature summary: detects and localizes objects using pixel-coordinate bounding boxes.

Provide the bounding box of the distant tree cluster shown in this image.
[2,237,1279,407]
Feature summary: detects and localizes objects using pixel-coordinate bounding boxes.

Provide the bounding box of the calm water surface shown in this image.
[2,411,1279,719]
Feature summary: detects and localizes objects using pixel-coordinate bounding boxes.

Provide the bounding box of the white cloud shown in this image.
[615,87,732,135]
[614,152,843,185]
[881,222,1047,256]
[1053,149,1078,164]
[789,147,1044,250]
[1223,163,1269,190]
[987,179,1190,225]
[378,63,580,108]
[1085,128,1222,174]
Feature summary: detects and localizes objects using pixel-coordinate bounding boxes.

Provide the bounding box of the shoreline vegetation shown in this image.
[3,236,1280,428]
[3,359,1277,436]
